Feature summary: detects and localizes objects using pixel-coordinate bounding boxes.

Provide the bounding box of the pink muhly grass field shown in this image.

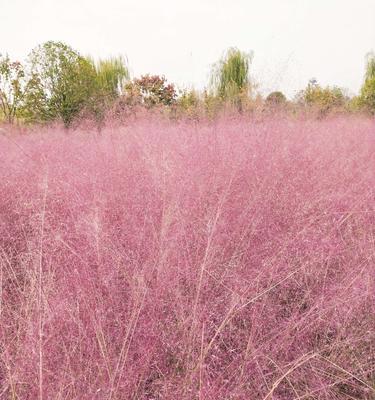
[0,115,374,399]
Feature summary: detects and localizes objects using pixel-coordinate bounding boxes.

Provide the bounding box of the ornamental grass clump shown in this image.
[0,115,374,399]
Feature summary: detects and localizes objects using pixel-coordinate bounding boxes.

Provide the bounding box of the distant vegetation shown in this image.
[296,79,348,117]
[210,47,253,111]
[358,52,375,113]
[124,75,177,107]
[266,90,287,106]
[0,41,374,127]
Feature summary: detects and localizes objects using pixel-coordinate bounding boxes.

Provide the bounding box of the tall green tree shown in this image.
[93,56,129,98]
[26,41,98,127]
[85,56,129,125]
[358,52,375,113]
[210,47,253,109]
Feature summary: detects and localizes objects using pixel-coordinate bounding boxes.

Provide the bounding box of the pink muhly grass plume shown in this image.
[0,115,374,399]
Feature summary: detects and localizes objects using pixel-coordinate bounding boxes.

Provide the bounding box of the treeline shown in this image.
[0,42,374,127]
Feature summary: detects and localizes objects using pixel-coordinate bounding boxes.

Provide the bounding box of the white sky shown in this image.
[1,0,374,98]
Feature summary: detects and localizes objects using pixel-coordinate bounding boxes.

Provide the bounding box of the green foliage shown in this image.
[297,79,347,115]
[359,78,375,113]
[210,47,253,109]
[0,55,27,123]
[124,75,177,108]
[173,89,203,119]
[364,52,375,81]
[177,88,200,111]
[346,96,361,112]
[358,53,375,114]
[81,55,129,126]
[203,90,222,118]
[26,41,98,127]
[92,56,129,98]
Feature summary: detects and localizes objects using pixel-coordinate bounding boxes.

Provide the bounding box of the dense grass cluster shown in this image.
[0,116,374,399]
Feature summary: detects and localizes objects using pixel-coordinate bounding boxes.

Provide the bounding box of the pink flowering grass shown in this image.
[0,115,374,399]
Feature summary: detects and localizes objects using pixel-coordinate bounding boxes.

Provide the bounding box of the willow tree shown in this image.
[359,52,375,113]
[92,56,129,98]
[210,47,253,110]
[364,52,375,81]
[85,55,129,125]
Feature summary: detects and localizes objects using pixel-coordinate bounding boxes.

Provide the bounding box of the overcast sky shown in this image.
[1,0,374,98]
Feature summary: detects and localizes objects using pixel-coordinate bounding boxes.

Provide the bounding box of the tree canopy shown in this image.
[210,48,253,101]
[27,41,98,126]
[358,52,375,113]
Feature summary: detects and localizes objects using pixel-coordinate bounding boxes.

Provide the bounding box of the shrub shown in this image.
[297,79,348,116]
[266,91,287,106]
